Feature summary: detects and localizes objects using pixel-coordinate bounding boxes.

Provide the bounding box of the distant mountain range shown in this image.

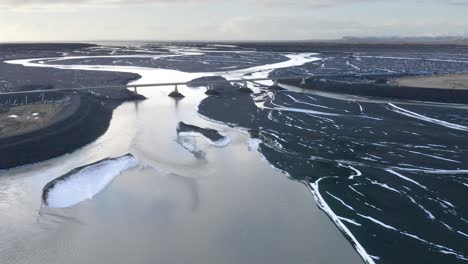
[336,36,468,45]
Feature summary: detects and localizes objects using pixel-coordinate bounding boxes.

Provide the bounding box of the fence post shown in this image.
[301,78,306,85]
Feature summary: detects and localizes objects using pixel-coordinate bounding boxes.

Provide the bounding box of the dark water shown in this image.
[1,42,468,264]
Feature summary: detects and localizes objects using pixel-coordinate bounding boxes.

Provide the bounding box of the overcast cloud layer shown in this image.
[1,0,467,41]
[2,0,468,8]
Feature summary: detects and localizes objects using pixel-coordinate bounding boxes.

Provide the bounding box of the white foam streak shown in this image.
[457,231,468,238]
[349,185,365,197]
[406,150,461,163]
[348,166,363,180]
[386,169,428,190]
[326,191,355,211]
[388,103,468,132]
[263,106,341,116]
[283,94,335,110]
[370,180,401,193]
[407,195,436,220]
[357,214,397,230]
[307,178,377,264]
[358,211,468,260]
[338,216,362,226]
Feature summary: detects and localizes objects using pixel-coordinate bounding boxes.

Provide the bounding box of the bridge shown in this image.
[0,75,310,97]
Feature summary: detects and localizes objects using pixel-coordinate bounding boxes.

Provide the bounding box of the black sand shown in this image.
[0,44,145,170]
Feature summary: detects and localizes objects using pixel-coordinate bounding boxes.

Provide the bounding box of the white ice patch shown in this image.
[7,115,18,118]
[248,138,262,151]
[346,61,361,71]
[219,53,320,86]
[43,154,138,208]
[176,135,198,152]
[348,166,363,180]
[178,131,231,147]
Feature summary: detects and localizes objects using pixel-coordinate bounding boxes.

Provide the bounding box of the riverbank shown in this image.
[0,42,147,170]
[281,74,468,104]
[0,91,143,170]
[0,81,364,264]
[198,74,468,264]
[392,73,468,90]
[0,102,69,139]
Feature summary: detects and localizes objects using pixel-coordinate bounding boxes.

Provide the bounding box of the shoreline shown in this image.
[1,42,467,264]
[197,76,468,263]
[392,73,468,90]
[0,82,364,264]
[281,73,468,104]
[0,97,76,140]
[0,91,143,170]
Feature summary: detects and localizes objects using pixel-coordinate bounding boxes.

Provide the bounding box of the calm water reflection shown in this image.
[0,85,362,264]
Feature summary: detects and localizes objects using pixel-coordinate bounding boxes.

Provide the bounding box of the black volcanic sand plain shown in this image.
[197,75,468,264]
[249,43,468,103]
[1,42,468,263]
[0,44,144,169]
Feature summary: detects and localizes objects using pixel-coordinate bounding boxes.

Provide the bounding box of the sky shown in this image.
[1,0,468,42]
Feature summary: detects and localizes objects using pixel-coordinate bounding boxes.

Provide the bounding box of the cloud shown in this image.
[218,14,468,40]
[448,0,468,5]
[219,15,367,40]
[254,0,375,8]
[1,0,462,10]
[0,0,207,11]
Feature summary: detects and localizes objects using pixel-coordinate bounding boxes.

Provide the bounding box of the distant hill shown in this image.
[337,36,468,45]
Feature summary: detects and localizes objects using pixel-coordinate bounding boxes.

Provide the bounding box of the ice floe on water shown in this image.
[42,154,138,208]
[177,122,231,147]
[175,122,230,158]
[177,131,231,147]
[175,135,207,159]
